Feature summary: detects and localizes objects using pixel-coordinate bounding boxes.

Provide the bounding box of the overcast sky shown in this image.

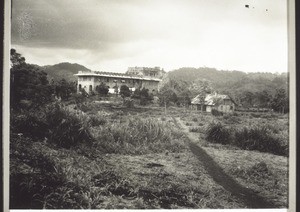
[11,0,288,73]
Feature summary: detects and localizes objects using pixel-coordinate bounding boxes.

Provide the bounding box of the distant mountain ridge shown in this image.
[41,62,92,82]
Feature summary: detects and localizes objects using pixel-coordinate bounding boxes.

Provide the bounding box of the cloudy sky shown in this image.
[11,0,288,73]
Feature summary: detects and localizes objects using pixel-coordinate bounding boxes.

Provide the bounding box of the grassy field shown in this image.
[10,99,289,209]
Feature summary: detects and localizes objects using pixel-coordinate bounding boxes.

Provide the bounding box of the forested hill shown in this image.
[41,62,92,82]
[167,67,288,94]
[160,67,288,110]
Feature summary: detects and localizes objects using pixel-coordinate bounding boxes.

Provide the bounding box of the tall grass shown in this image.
[205,122,288,156]
[234,126,288,156]
[92,118,186,155]
[205,122,232,145]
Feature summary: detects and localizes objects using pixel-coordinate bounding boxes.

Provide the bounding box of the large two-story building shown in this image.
[75,71,162,94]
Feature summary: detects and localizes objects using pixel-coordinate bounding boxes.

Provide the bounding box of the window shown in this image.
[106,78,109,82]
[121,80,125,83]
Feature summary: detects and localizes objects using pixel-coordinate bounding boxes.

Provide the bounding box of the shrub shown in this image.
[192,117,198,122]
[46,104,93,148]
[71,93,86,104]
[211,109,223,116]
[11,111,48,139]
[205,122,232,145]
[223,114,241,124]
[185,122,192,126]
[123,98,134,108]
[234,126,287,156]
[89,115,107,127]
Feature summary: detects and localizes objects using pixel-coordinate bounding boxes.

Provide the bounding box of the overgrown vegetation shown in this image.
[92,118,186,155]
[205,121,288,156]
[206,122,232,145]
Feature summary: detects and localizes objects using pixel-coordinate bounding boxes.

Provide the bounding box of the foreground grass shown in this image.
[10,102,288,209]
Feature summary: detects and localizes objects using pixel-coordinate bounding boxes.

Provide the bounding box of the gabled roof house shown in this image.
[191,92,236,113]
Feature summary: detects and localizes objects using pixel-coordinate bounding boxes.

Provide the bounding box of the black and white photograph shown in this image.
[7,0,293,210]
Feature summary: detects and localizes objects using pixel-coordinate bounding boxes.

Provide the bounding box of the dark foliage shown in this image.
[96,82,109,96]
[271,88,289,113]
[10,49,54,110]
[10,134,66,209]
[120,85,131,98]
[54,79,77,100]
[133,88,153,105]
[234,127,288,156]
[46,104,94,148]
[211,109,223,116]
[11,111,48,139]
[205,122,232,144]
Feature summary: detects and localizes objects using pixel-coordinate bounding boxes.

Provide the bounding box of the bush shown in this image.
[89,115,107,127]
[11,111,48,139]
[223,114,241,124]
[205,122,232,144]
[123,98,134,108]
[46,104,94,148]
[234,126,287,156]
[211,109,223,116]
[71,93,86,104]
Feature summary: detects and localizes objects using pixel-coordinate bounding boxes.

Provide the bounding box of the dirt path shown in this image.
[172,117,276,209]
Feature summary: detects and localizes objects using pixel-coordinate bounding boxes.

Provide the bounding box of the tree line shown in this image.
[10,49,289,113]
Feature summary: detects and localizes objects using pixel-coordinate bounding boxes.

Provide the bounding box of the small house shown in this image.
[191,92,236,113]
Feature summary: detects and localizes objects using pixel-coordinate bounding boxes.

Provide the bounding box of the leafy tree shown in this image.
[132,87,153,105]
[119,85,131,99]
[158,89,178,107]
[10,49,25,66]
[271,88,289,113]
[240,91,255,108]
[177,91,191,107]
[10,49,53,109]
[254,90,272,109]
[189,79,213,96]
[140,88,153,105]
[132,87,141,99]
[96,82,109,96]
[54,79,76,101]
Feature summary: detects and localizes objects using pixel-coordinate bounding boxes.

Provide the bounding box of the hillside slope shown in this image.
[41,62,92,82]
